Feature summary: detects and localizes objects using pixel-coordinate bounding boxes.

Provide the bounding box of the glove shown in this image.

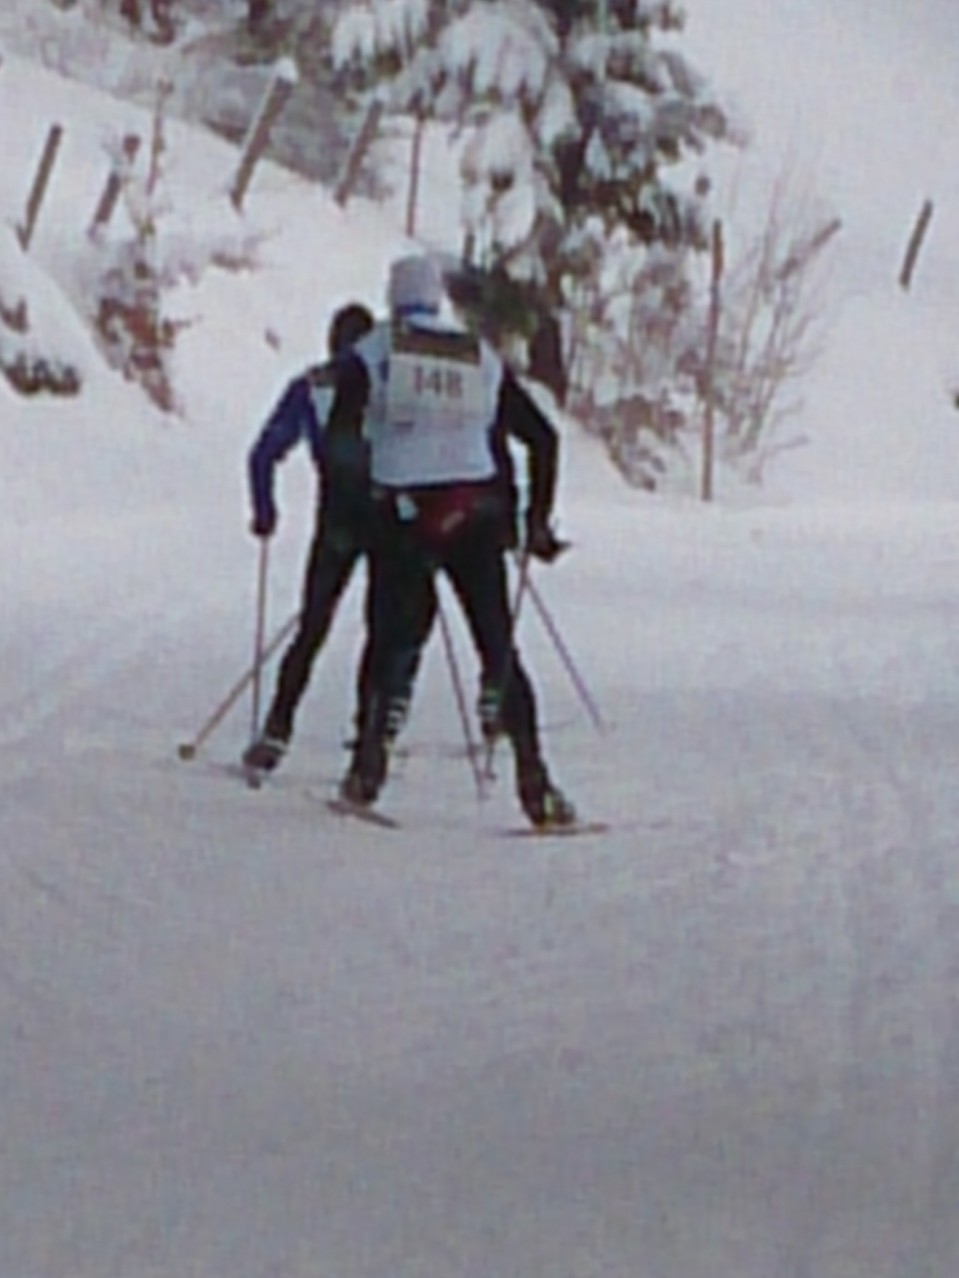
[524,517,569,563]
[250,507,277,538]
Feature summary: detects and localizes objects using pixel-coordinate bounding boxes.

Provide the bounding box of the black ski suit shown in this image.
[248,364,378,743]
[325,317,563,803]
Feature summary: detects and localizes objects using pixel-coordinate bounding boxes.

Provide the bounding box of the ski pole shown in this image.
[483,548,533,780]
[248,538,271,746]
[176,610,299,760]
[435,587,488,802]
[522,568,606,734]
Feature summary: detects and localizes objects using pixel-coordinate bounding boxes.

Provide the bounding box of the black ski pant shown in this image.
[359,501,542,772]
[265,517,370,739]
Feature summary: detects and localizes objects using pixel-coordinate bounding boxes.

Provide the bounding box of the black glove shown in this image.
[524,517,569,563]
[250,507,276,538]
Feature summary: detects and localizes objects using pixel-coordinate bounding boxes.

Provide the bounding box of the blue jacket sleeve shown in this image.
[247,376,322,531]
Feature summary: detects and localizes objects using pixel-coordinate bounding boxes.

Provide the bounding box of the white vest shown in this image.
[355,314,503,487]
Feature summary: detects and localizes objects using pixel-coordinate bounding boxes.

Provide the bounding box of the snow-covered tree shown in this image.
[331,0,732,386]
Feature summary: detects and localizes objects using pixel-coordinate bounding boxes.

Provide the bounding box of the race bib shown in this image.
[386,326,486,431]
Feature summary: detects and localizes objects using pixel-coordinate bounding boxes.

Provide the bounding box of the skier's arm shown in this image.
[324,351,370,441]
[247,376,319,536]
[497,371,565,559]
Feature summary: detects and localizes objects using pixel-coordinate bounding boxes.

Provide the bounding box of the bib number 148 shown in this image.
[413,362,464,400]
[388,352,484,426]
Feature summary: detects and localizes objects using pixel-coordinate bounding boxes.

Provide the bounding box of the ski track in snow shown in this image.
[5,587,959,1276]
[5,447,959,1277]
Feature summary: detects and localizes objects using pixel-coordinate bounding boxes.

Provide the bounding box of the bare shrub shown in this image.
[566,223,707,491]
[704,172,841,482]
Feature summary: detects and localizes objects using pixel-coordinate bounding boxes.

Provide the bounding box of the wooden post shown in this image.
[899,198,934,290]
[18,123,64,252]
[146,78,174,197]
[701,219,724,503]
[88,133,142,239]
[405,113,426,237]
[230,58,298,211]
[334,99,383,208]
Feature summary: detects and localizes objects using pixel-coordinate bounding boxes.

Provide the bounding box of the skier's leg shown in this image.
[444,520,575,827]
[443,519,538,753]
[257,523,359,749]
[353,577,436,748]
[343,519,435,803]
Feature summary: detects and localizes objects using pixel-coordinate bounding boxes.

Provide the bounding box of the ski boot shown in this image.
[516,758,577,830]
[242,731,288,774]
[340,733,389,807]
[477,682,503,745]
[242,707,292,774]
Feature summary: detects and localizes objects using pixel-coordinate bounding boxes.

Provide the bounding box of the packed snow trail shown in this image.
[4,484,959,1277]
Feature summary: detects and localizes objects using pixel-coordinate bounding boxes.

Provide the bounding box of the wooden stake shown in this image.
[88,133,142,239]
[18,124,64,252]
[701,219,724,503]
[899,199,934,290]
[405,113,426,237]
[333,100,383,208]
[230,58,297,211]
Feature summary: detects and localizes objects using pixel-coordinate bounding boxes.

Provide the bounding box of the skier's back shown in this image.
[330,254,576,829]
[243,303,376,774]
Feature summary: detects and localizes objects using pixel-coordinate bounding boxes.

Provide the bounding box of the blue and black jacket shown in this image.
[248,361,373,535]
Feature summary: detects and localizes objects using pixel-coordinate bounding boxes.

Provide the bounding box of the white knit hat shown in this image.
[387,254,444,312]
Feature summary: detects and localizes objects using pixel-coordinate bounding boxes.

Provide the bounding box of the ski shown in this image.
[501,820,610,839]
[325,796,401,830]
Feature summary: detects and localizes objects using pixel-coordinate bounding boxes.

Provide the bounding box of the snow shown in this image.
[333,0,431,67]
[442,4,554,102]
[3,8,959,1278]
[273,56,299,87]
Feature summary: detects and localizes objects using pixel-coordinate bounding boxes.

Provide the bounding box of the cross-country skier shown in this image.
[243,302,381,774]
[327,254,576,829]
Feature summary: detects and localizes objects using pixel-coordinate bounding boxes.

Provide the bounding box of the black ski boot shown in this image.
[242,698,294,772]
[242,722,290,773]
[516,757,577,829]
[477,681,503,745]
[340,733,389,807]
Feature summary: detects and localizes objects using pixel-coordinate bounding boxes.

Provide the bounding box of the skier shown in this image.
[243,302,381,774]
[327,253,576,829]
